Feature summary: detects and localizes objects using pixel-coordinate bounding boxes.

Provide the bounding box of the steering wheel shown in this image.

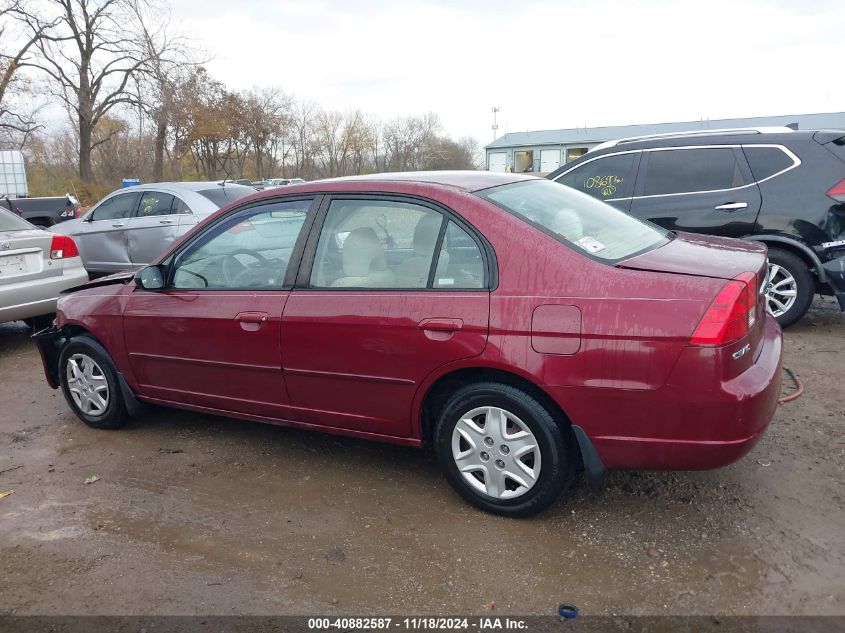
[221,249,268,285]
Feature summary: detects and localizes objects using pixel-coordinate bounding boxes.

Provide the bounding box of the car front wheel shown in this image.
[765,248,814,328]
[434,382,578,517]
[58,335,127,429]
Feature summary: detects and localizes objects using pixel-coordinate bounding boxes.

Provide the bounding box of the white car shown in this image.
[0,208,88,326]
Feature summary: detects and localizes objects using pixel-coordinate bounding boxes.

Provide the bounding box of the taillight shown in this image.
[690,272,758,346]
[50,234,80,259]
[827,177,845,202]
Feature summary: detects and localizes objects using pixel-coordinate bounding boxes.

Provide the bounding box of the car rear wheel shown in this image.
[765,248,813,328]
[434,382,577,517]
[58,335,127,429]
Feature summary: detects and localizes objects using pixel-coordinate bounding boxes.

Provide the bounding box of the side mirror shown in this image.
[135,265,166,290]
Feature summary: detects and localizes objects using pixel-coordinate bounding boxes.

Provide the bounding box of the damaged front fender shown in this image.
[32,325,64,389]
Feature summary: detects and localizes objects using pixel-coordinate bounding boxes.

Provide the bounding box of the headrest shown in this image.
[342,227,386,277]
[413,213,443,256]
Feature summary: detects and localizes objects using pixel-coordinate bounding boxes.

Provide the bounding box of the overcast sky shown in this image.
[173,0,844,145]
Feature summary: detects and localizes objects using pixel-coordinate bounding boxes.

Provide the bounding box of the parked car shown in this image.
[265,178,306,188]
[547,126,845,327]
[0,207,87,327]
[1,194,81,227]
[34,172,782,517]
[49,181,256,274]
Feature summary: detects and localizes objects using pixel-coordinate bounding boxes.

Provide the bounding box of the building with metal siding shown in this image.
[485,111,845,175]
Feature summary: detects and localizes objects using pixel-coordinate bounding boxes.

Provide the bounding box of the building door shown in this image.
[540,149,561,173]
[488,152,507,172]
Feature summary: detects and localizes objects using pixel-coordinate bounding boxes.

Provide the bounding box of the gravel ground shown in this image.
[0,299,842,616]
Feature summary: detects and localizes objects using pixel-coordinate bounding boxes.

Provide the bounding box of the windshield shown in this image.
[0,208,33,232]
[478,179,670,262]
[197,184,257,208]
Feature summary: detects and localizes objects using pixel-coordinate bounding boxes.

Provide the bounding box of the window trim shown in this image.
[158,195,321,292]
[294,193,496,292]
[554,144,800,201]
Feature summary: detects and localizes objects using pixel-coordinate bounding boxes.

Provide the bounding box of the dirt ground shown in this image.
[0,299,843,617]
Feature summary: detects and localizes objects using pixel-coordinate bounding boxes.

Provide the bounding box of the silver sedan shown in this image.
[50,181,256,274]
[0,208,88,326]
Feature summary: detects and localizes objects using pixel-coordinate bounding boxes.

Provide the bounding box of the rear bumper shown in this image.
[821,254,845,311]
[0,265,88,322]
[552,315,783,471]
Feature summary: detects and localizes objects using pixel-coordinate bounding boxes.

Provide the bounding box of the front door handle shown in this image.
[714,202,748,211]
[418,318,463,332]
[112,222,126,227]
[158,219,176,225]
[235,311,269,331]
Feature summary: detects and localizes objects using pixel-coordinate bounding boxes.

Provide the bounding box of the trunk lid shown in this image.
[618,231,767,281]
[0,228,61,286]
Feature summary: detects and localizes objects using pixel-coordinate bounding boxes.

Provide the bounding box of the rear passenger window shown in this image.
[310,200,444,289]
[433,222,484,289]
[743,146,795,181]
[556,153,638,199]
[137,192,176,217]
[643,148,744,195]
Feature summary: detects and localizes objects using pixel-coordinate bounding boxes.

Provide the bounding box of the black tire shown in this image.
[766,248,814,329]
[434,382,578,517]
[58,335,127,429]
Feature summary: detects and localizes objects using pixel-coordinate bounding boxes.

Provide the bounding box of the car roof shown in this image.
[307,171,538,192]
[587,129,826,153]
[123,181,253,193]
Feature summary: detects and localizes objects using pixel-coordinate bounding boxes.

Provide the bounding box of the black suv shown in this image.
[547,127,845,327]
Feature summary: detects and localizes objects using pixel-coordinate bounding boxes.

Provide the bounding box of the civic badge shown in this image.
[732,343,751,361]
[0,242,10,250]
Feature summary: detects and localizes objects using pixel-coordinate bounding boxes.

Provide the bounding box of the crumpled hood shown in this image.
[60,270,136,295]
[619,231,768,280]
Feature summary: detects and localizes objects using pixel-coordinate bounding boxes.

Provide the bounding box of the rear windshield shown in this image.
[197,184,256,208]
[478,180,670,262]
[0,208,34,232]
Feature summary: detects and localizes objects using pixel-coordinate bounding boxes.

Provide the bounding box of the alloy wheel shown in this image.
[451,406,541,500]
[66,353,109,416]
[765,263,798,317]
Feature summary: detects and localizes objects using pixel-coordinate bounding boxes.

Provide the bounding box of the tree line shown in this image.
[0,0,480,201]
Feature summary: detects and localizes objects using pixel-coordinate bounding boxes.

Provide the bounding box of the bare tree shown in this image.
[0,0,58,143]
[33,0,151,181]
[242,87,291,180]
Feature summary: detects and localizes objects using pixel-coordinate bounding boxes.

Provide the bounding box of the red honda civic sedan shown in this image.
[34,172,783,516]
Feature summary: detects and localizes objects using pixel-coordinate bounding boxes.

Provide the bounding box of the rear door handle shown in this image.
[111,222,126,227]
[158,219,176,225]
[235,311,269,331]
[714,202,748,211]
[418,318,463,332]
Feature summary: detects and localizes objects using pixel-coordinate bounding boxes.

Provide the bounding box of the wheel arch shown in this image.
[417,365,604,483]
[745,234,825,283]
[418,365,572,444]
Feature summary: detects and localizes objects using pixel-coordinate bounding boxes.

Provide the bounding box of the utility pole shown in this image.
[492,106,500,141]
